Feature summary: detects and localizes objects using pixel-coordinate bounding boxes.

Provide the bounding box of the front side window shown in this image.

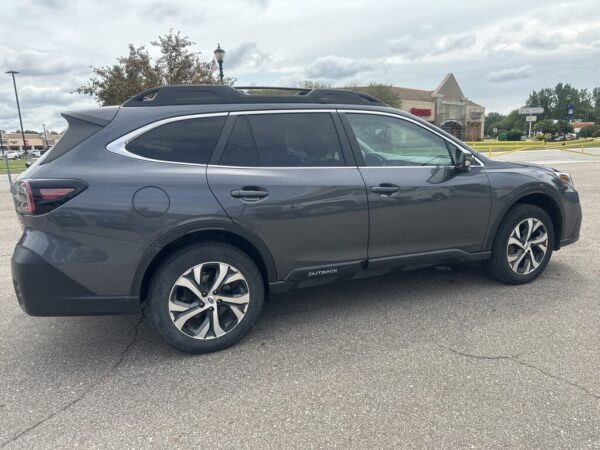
[345,113,453,167]
[220,113,344,167]
[126,116,226,164]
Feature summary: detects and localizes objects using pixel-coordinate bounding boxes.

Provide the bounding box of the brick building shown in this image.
[360,73,485,141]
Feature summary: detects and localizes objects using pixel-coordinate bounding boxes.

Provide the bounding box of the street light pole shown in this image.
[6,71,27,155]
[43,123,49,151]
[214,44,225,84]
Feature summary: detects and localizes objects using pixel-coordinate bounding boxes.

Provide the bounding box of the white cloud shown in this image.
[430,34,476,56]
[387,34,414,55]
[305,55,373,80]
[521,33,566,51]
[487,65,534,82]
[226,42,276,72]
[0,0,599,130]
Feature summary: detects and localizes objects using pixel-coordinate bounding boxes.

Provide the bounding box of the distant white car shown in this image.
[4,151,20,160]
[30,150,42,158]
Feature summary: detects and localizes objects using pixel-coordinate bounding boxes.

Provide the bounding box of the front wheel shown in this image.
[148,242,264,354]
[485,204,554,285]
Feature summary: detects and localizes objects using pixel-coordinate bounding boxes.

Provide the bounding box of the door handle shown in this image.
[371,184,400,195]
[230,188,269,200]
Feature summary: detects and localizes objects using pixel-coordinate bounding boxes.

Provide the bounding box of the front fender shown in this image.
[483,172,565,251]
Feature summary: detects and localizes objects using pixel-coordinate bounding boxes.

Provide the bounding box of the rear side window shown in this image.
[126,116,226,164]
[220,113,344,167]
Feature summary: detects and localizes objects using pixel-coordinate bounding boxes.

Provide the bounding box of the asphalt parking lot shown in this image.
[1,149,599,449]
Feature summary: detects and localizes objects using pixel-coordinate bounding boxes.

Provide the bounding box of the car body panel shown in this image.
[207,165,369,279]
[358,165,492,256]
[11,98,582,316]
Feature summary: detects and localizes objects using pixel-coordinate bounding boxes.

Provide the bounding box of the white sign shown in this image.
[526,115,537,122]
[519,106,544,115]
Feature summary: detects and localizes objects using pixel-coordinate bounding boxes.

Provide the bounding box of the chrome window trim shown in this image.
[105,112,228,166]
[230,109,337,115]
[208,165,357,170]
[338,109,485,167]
[105,108,484,169]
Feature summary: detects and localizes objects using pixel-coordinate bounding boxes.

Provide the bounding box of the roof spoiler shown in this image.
[61,106,120,126]
[38,106,119,165]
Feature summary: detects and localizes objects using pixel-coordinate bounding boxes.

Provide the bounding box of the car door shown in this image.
[207,110,369,281]
[340,110,491,261]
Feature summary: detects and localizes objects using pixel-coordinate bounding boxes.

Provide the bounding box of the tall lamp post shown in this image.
[566,94,573,123]
[6,70,27,155]
[214,44,225,84]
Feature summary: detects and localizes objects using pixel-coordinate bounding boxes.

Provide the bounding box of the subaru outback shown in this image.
[11,85,582,353]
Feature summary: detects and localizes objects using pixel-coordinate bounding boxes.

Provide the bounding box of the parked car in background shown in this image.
[11,85,582,354]
[4,150,20,160]
[30,150,42,158]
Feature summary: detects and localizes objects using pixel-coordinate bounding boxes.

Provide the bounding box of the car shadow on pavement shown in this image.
[8,259,585,367]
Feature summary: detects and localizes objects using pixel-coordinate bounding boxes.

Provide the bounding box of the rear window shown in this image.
[126,116,226,164]
[220,113,344,167]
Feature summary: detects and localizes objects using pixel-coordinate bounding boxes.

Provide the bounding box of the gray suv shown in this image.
[11,85,582,353]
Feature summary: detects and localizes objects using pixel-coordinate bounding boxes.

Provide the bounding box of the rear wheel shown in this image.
[148,242,264,354]
[485,204,554,285]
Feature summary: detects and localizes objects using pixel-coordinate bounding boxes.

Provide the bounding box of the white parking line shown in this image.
[500,160,600,165]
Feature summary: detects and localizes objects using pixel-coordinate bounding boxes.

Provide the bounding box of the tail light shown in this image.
[12,179,88,215]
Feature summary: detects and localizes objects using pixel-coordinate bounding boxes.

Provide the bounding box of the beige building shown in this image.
[1,132,63,151]
[362,73,485,141]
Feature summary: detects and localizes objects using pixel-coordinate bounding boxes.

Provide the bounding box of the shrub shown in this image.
[579,124,600,138]
[507,129,523,141]
[592,129,600,138]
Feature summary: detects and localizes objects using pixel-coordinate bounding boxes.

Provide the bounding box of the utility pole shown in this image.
[43,123,49,151]
[6,70,27,155]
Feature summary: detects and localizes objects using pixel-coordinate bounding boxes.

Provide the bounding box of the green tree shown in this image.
[345,83,400,108]
[556,120,574,134]
[507,129,523,141]
[484,112,505,137]
[525,83,598,122]
[533,119,558,134]
[364,83,400,108]
[76,30,234,106]
[497,109,525,133]
[300,80,332,89]
[526,88,556,120]
[579,124,600,137]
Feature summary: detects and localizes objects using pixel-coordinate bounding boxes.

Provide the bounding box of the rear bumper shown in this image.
[12,245,141,316]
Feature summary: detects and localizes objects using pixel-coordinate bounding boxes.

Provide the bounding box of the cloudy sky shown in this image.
[1,0,599,131]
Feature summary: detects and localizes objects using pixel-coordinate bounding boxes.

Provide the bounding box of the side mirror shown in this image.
[455,149,473,172]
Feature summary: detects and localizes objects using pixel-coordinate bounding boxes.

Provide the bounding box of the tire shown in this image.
[147,242,264,354]
[485,204,554,285]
